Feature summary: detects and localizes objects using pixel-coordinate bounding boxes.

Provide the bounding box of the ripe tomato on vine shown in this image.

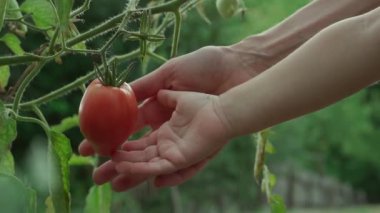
[79,79,138,156]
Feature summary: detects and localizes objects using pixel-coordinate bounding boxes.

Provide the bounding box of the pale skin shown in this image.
[79,1,380,190]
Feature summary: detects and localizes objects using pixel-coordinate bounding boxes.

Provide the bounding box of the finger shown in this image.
[92,161,118,185]
[154,159,208,187]
[111,174,150,192]
[112,146,158,163]
[157,89,182,109]
[78,139,95,156]
[134,98,173,132]
[130,62,174,102]
[121,131,158,151]
[115,159,177,176]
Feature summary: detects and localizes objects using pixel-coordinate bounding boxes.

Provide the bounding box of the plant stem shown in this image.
[32,105,49,124]
[70,0,92,17]
[147,51,168,63]
[0,55,42,66]
[10,111,50,135]
[12,61,47,113]
[49,28,61,53]
[171,10,182,58]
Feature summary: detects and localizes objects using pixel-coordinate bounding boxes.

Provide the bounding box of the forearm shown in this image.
[230,0,380,74]
[219,8,380,137]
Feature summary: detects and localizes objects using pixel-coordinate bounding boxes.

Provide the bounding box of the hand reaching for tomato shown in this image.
[78,45,264,189]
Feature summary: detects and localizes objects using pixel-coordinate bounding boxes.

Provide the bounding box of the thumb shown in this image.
[130,62,174,102]
[157,89,182,109]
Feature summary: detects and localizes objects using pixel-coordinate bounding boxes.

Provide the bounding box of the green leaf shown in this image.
[0,173,37,213]
[0,0,8,30]
[48,130,72,213]
[6,0,27,32]
[54,0,73,32]
[84,184,112,213]
[0,33,24,55]
[0,151,15,175]
[270,194,286,213]
[0,65,10,89]
[0,101,17,163]
[51,115,79,133]
[20,0,56,28]
[69,154,96,167]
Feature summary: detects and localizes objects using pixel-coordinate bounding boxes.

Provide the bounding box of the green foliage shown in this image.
[84,184,112,213]
[270,194,286,213]
[1,32,24,55]
[0,0,7,30]
[0,150,14,174]
[2,0,380,212]
[6,0,27,33]
[0,173,37,213]
[0,65,10,89]
[48,131,72,213]
[51,115,79,133]
[0,101,16,161]
[54,0,74,32]
[20,0,56,28]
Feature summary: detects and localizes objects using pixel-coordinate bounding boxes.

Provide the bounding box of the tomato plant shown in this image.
[0,0,278,212]
[79,79,138,156]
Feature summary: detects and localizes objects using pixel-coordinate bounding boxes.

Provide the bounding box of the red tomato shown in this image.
[79,79,138,156]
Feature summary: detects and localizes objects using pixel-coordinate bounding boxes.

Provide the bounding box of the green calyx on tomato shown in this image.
[79,79,138,156]
[93,53,135,88]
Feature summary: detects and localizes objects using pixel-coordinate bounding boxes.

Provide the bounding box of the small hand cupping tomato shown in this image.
[79,79,138,156]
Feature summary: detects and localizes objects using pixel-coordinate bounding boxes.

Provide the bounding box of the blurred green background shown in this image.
[8,0,380,212]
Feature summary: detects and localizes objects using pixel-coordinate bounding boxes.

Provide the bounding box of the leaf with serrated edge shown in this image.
[48,131,72,213]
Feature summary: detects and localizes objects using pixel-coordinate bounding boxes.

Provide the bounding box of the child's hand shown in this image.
[91,90,231,189]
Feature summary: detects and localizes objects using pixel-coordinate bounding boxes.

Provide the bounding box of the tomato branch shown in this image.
[70,0,92,17]
[0,55,42,66]
[9,110,50,136]
[12,61,47,113]
[12,50,140,110]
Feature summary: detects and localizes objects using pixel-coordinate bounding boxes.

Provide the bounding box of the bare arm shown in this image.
[220,7,380,137]
[229,0,380,75]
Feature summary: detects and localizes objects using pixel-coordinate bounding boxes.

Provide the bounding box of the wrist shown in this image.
[227,35,283,77]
